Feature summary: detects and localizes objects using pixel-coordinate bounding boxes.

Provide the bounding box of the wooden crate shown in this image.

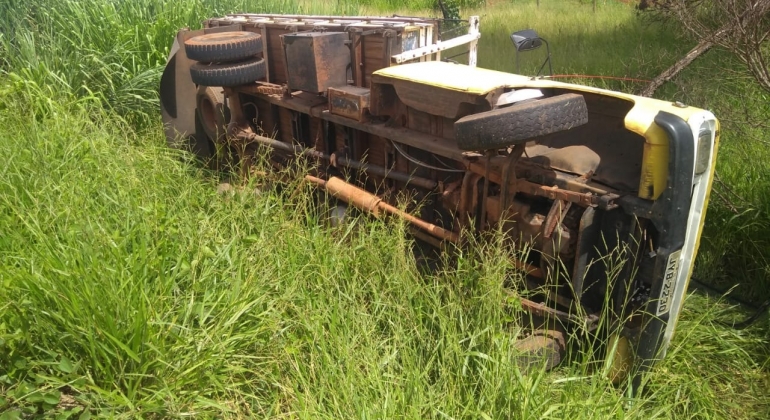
[328,86,371,121]
[282,32,350,93]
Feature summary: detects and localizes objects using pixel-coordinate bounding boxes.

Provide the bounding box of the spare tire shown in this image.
[190,57,267,87]
[455,93,588,151]
[184,31,263,63]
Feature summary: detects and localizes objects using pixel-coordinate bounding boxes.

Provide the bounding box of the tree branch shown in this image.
[640,0,770,96]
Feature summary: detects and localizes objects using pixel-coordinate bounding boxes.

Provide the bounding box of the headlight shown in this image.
[695,125,712,175]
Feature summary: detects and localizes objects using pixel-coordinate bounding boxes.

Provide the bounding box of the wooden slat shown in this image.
[266,27,290,85]
[309,117,323,151]
[352,32,364,87]
[278,107,294,143]
[334,123,346,152]
[366,135,387,169]
[407,107,431,134]
[381,78,491,119]
[442,117,455,140]
[255,98,277,137]
[364,134,386,187]
[362,35,388,88]
[260,26,270,82]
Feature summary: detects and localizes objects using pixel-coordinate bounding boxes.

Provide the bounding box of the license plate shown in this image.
[656,249,682,316]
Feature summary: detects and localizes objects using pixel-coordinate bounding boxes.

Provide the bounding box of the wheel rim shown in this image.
[199,95,218,138]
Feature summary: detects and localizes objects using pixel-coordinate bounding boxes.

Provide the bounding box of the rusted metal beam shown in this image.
[467,158,618,209]
[525,278,572,308]
[511,292,600,329]
[244,90,466,160]
[232,89,619,208]
[468,157,613,196]
[304,175,460,243]
[240,131,438,190]
[514,260,544,279]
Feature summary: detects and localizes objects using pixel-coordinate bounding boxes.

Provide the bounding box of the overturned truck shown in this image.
[160,14,719,383]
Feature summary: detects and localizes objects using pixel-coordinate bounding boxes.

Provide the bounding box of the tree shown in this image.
[639,0,770,97]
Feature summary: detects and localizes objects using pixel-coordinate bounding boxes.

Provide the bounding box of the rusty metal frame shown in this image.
[304,175,459,243]
[236,128,437,190]
[234,86,621,211]
[516,294,600,330]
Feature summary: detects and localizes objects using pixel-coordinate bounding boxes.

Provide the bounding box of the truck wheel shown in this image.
[193,110,238,172]
[184,31,263,63]
[190,57,267,87]
[512,329,566,373]
[455,93,588,151]
[196,85,229,142]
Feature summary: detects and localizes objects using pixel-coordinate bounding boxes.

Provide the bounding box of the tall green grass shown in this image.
[472,1,691,89]
[1,0,769,418]
[353,0,484,13]
[0,0,356,128]
[676,58,770,305]
[1,94,767,418]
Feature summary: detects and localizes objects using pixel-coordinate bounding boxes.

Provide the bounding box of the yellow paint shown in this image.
[636,122,670,199]
[374,62,710,199]
[374,61,531,94]
[606,335,633,385]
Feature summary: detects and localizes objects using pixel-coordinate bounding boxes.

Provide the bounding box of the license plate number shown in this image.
[656,249,682,316]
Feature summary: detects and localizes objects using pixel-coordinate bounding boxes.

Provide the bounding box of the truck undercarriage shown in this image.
[160,13,719,384]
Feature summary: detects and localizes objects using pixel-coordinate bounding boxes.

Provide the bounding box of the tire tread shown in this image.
[184,32,263,63]
[455,94,589,151]
[190,58,267,87]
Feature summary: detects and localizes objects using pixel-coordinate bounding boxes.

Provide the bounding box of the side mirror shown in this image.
[510,29,552,77]
[511,29,543,52]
